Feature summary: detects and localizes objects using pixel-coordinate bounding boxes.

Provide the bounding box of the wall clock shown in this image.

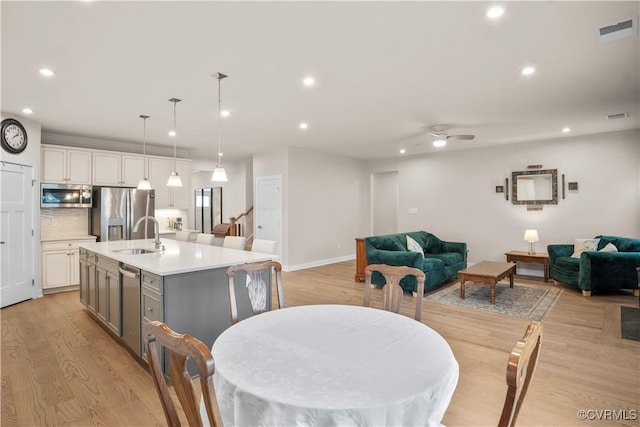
[1,118,28,154]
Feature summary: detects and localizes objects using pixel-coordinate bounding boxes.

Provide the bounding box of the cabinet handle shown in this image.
[147,307,153,313]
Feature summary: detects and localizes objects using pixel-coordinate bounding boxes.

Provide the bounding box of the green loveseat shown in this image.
[364,231,467,294]
[548,235,640,296]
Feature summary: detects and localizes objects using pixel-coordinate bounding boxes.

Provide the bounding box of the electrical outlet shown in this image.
[408,208,418,214]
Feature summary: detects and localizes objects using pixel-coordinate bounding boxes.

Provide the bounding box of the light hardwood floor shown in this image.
[2,260,639,426]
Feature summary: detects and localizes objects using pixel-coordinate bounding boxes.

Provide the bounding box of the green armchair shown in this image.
[548,235,640,296]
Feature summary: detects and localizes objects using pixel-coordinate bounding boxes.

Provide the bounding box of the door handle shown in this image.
[118,266,140,279]
[0,241,5,244]
[257,225,262,229]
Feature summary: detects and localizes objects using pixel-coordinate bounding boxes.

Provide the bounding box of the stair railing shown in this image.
[229,206,253,237]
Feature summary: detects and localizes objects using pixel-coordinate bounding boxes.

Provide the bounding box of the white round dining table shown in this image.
[208,304,459,426]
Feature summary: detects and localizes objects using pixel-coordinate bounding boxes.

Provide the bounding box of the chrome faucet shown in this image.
[133,216,162,250]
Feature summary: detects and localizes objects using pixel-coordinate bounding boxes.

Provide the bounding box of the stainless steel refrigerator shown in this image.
[90,187,156,241]
[194,187,222,234]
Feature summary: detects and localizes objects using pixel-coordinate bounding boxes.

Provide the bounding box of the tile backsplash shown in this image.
[41,208,90,239]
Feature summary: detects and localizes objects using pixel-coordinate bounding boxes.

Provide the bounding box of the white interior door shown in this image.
[1,162,34,308]
[372,171,399,235]
[255,176,282,259]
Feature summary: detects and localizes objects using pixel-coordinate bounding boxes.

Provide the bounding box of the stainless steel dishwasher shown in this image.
[119,263,141,357]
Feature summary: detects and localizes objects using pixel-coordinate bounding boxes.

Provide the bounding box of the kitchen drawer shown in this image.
[142,290,163,323]
[96,255,119,273]
[43,241,83,251]
[79,247,88,260]
[141,271,163,294]
[87,251,97,264]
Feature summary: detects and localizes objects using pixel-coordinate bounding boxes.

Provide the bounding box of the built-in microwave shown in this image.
[41,183,93,208]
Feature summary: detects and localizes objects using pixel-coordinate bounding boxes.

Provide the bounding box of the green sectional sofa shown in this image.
[364,231,467,294]
[548,235,640,296]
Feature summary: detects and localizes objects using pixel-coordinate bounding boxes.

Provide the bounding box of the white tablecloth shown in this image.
[207,304,458,426]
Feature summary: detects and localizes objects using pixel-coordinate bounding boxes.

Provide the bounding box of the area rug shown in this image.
[621,306,640,341]
[425,281,562,321]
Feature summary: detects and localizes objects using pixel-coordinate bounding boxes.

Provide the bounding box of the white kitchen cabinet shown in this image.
[41,146,92,184]
[121,155,145,186]
[148,157,192,209]
[93,152,145,187]
[41,237,96,291]
[148,157,171,208]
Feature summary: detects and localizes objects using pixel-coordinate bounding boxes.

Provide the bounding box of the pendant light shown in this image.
[167,97,183,187]
[137,115,152,190]
[211,72,229,182]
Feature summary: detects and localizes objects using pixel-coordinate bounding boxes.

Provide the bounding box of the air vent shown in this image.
[596,17,637,45]
[607,112,629,120]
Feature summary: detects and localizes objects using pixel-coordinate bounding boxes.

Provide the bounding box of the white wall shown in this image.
[287,147,368,269]
[367,130,639,269]
[0,113,42,297]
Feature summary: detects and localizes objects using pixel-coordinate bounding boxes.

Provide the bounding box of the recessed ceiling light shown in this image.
[521,66,536,76]
[39,68,55,77]
[299,122,308,130]
[220,110,230,117]
[562,127,571,133]
[22,108,33,115]
[302,77,315,87]
[486,6,505,19]
[168,130,176,137]
[400,149,406,154]
[433,138,447,148]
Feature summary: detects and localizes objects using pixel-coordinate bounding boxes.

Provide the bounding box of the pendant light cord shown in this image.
[172,100,177,167]
[143,116,147,178]
[217,74,222,165]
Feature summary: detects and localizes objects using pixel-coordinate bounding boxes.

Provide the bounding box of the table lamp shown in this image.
[524,229,539,254]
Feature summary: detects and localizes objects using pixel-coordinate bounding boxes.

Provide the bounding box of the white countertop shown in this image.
[158,228,199,234]
[78,239,275,276]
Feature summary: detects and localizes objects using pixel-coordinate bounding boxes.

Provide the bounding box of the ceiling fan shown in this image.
[430,125,475,147]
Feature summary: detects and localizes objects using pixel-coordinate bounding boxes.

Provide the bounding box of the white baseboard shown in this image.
[284,254,356,272]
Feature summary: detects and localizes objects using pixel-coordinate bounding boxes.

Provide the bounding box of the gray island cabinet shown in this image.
[79,239,275,370]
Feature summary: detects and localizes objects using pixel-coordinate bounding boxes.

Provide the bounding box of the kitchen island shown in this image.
[78,238,276,371]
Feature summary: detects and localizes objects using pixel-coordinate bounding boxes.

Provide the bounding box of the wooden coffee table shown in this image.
[458,261,516,304]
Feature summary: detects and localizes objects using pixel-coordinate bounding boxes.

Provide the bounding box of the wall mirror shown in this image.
[511,169,558,205]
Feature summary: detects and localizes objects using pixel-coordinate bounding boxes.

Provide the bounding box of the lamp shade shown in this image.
[137,178,152,190]
[166,171,183,187]
[524,229,539,242]
[211,166,228,182]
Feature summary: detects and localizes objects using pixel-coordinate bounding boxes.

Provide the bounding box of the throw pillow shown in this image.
[406,235,423,255]
[571,238,600,258]
[598,242,618,253]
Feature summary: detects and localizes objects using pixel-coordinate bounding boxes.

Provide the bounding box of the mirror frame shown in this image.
[511,169,558,205]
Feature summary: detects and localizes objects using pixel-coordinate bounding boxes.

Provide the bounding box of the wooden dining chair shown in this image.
[195,233,215,245]
[251,238,277,254]
[498,321,543,427]
[143,321,223,427]
[363,264,425,321]
[223,236,246,250]
[226,261,284,324]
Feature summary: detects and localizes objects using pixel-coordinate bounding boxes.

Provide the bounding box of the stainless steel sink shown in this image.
[112,248,158,255]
